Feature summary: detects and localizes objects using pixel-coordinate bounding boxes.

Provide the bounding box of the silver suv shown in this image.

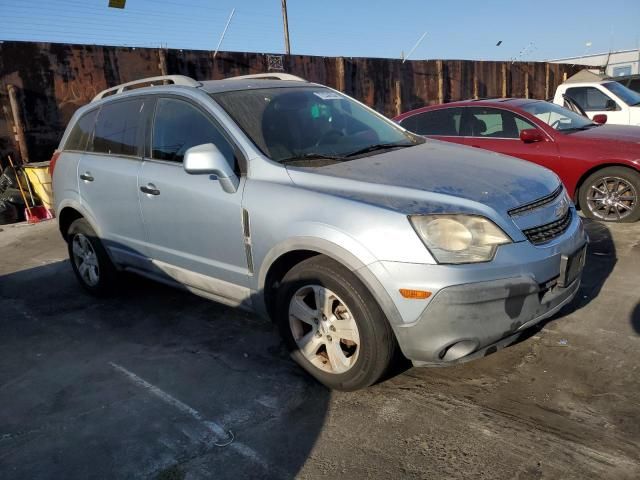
[52,74,587,390]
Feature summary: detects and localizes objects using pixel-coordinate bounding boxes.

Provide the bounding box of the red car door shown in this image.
[460,107,560,172]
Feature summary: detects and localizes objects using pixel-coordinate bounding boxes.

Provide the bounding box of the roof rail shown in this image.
[226,73,306,82]
[92,75,201,102]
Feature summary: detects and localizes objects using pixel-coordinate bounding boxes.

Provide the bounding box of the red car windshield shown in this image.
[521,101,595,132]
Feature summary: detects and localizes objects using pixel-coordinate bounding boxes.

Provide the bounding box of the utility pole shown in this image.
[281,0,291,55]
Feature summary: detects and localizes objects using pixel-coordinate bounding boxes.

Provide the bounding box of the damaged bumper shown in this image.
[393,273,581,365]
[368,213,587,366]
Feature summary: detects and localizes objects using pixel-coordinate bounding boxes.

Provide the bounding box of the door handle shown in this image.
[80,172,94,182]
[140,184,160,196]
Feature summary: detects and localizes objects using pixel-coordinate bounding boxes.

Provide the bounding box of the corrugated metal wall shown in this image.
[0,41,581,164]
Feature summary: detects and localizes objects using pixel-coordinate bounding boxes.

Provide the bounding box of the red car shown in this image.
[394,99,640,222]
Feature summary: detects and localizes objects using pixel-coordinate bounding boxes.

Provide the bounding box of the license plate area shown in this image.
[558,243,587,288]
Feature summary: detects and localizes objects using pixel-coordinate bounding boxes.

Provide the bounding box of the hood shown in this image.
[566,124,640,143]
[286,140,560,214]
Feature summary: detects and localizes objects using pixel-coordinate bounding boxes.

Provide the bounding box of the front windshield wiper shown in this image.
[343,142,413,158]
[279,152,346,164]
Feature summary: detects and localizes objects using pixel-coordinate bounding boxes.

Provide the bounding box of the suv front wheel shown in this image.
[67,218,117,295]
[276,256,396,391]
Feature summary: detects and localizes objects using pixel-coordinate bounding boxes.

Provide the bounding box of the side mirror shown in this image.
[183,143,239,193]
[605,99,618,111]
[519,129,545,143]
[593,114,608,124]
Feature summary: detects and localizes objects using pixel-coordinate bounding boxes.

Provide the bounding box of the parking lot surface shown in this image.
[1,218,639,479]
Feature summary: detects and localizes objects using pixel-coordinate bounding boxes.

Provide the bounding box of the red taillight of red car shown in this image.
[49,150,61,177]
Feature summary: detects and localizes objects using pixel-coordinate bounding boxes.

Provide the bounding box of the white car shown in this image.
[553,80,640,126]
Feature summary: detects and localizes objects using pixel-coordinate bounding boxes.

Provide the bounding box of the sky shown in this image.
[0,0,639,61]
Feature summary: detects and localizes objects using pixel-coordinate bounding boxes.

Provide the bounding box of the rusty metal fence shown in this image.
[0,41,581,164]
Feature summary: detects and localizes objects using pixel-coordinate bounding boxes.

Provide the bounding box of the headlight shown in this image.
[409,215,511,264]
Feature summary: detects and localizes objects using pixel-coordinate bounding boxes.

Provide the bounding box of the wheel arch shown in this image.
[573,162,640,208]
[257,239,402,328]
[58,206,85,240]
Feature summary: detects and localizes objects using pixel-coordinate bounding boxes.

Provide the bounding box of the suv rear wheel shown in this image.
[67,218,117,295]
[579,166,640,222]
[275,256,396,391]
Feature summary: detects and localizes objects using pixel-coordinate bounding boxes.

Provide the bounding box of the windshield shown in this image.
[521,101,594,131]
[212,86,421,163]
[602,81,640,106]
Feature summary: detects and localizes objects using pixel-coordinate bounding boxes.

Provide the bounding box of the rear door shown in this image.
[459,106,559,172]
[138,95,249,294]
[78,97,149,268]
[398,108,466,146]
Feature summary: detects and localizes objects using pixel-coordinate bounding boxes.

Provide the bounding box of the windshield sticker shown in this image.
[313,91,343,100]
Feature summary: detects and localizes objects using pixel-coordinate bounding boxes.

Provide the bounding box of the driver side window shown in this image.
[152,98,236,167]
[565,87,619,112]
[463,107,534,139]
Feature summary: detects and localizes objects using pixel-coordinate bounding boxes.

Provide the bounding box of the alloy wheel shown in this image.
[586,176,637,221]
[288,285,360,374]
[72,233,100,286]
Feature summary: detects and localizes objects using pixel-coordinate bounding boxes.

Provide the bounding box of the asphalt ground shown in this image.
[1,218,639,479]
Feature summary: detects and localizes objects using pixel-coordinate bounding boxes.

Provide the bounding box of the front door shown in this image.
[138,96,249,297]
[459,107,559,172]
[78,98,149,269]
[564,86,629,125]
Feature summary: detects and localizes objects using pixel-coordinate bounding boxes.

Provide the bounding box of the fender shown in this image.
[254,234,403,327]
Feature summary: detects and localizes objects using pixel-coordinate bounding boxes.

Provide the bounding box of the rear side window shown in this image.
[91,99,146,156]
[65,109,98,151]
[400,108,462,136]
[151,98,235,166]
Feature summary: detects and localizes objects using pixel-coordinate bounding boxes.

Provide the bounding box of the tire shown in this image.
[275,256,396,391]
[66,218,117,295]
[579,166,640,223]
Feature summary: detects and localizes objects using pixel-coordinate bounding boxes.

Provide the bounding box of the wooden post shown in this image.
[501,62,507,98]
[337,57,345,92]
[7,84,29,163]
[437,60,444,104]
[473,63,479,99]
[394,79,402,117]
[158,48,168,76]
[524,67,529,99]
[545,63,550,99]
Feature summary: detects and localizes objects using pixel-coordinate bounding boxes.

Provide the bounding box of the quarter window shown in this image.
[400,108,462,136]
[91,99,145,156]
[152,98,235,166]
[65,109,98,151]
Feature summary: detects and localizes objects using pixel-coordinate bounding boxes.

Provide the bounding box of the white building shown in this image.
[549,48,640,77]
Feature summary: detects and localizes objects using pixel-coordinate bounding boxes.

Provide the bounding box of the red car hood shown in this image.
[566,124,640,143]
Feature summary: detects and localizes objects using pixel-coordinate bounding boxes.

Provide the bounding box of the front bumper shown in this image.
[365,210,587,365]
[393,273,581,365]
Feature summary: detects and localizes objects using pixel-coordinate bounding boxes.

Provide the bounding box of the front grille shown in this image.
[522,209,572,245]
[508,185,563,216]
